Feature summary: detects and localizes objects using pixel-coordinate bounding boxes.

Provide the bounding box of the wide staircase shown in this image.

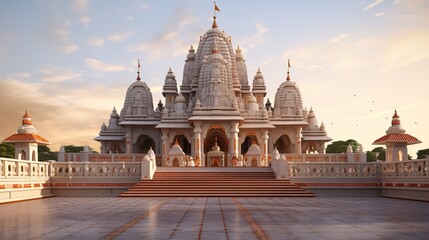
[120,168,314,197]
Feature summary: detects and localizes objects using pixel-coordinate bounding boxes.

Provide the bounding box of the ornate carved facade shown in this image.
[95,18,331,167]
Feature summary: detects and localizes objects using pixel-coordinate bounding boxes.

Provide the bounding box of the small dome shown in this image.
[253,68,264,85]
[187,45,196,60]
[248,94,257,103]
[175,93,186,103]
[110,107,120,118]
[211,142,221,151]
[17,124,37,134]
[169,141,185,156]
[245,142,261,156]
[164,68,177,86]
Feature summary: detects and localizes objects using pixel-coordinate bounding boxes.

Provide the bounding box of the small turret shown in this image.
[252,68,267,110]
[162,68,178,113]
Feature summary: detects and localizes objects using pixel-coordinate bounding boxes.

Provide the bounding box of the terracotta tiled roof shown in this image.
[3,134,50,144]
[373,133,421,145]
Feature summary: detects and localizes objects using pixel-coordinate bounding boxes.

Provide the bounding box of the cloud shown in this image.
[72,0,89,12]
[60,44,79,53]
[382,30,429,73]
[51,27,69,38]
[38,66,81,83]
[87,37,105,46]
[85,58,125,72]
[80,16,91,27]
[128,8,199,60]
[374,12,386,16]
[237,22,268,49]
[50,22,79,54]
[107,31,134,42]
[283,34,381,74]
[10,72,31,79]
[329,33,350,44]
[140,3,150,10]
[363,0,384,11]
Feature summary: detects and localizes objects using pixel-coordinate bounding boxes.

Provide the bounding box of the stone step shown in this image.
[120,170,314,197]
[121,193,315,197]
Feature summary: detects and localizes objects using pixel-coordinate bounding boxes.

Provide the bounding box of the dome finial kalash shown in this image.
[136,59,141,81]
[212,1,220,29]
[287,59,291,81]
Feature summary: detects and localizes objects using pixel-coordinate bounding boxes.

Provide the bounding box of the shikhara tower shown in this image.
[95,13,331,166]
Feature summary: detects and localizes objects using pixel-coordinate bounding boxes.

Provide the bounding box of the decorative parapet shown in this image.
[0,157,50,178]
[381,159,429,177]
[288,162,377,178]
[51,162,140,178]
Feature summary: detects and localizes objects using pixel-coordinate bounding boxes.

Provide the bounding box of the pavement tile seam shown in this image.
[100,198,174,240]
[197,197,209,240]
[232,197,271,240]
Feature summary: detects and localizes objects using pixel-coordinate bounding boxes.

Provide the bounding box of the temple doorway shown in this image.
[135,134,155,153]
[274,135,292,153]
[204,125,228,167]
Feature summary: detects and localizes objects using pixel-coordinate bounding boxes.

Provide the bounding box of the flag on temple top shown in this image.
[214,3,220,11]
[288,59,291,68]
[138,59,140,68]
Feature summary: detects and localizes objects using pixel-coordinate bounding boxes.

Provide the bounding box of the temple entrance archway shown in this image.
[135,134,155,153]
[204,125,228,167]
[275,135,291,153]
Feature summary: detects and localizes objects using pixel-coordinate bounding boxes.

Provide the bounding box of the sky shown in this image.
[0,0,428,157]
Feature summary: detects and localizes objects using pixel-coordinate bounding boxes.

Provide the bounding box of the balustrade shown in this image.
[0,158,49,178]
[52,162,141,178]
[288,162,377,178]
[381,159,429,177]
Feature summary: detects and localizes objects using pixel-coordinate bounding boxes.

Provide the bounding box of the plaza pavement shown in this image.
[0,197,428,240]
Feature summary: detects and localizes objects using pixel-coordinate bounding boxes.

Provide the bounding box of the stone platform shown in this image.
[1,197,428,239]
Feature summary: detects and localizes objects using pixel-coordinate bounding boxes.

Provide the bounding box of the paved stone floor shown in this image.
[0,197,428,240]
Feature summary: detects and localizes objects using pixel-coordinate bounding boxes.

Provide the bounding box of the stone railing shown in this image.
[51,162,141,178]
[0,157,50,178]
[283,153,365,162]
[381,159,429,177]
[288,162,378,178]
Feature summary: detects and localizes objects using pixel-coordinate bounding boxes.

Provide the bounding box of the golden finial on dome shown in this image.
[212,1,220,28]
[137,59,141,81]
[287,59,291,81]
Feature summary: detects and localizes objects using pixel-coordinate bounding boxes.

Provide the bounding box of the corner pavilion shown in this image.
[95,17,332,167]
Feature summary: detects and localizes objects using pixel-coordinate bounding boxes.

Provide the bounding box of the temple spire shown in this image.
[136,59,141,81]
[286,59,291,81]
[212,1,220,28]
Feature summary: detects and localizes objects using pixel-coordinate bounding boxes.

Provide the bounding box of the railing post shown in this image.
[426,159,429,177]
[375,160,382,181]
[48,160,55,177]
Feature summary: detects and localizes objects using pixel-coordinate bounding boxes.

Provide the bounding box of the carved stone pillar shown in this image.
[295,128,302,154]
[262,131,269,165]
[230,122,239,163]
[161,129,169,166]
[194,121,203,166]
[125,127,132,154]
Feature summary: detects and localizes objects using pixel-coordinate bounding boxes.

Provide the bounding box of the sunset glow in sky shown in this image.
[1,0,428,157]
